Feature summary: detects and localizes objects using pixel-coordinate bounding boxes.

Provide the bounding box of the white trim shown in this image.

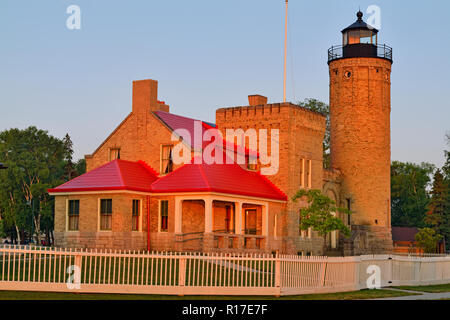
[65,198,69,232]
[164,192,285,204]
[49,191,286,204]
[49,190,151,196]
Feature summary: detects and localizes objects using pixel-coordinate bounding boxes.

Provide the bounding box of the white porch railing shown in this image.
[0,246,449,296]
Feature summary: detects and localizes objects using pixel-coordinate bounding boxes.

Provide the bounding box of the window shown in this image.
[360,30,373,44]
[68,200,79,231]
[300,158,305,188]
[347,30,360,44]
[346,198,351,225]
[110,148,120,161]
[132,200,140,231]
[100,199,112,231]
[306,159,312,188]
[225,206,232,233]
[246,155,257,171]
[161,145,174,174]
[159,200,169,232]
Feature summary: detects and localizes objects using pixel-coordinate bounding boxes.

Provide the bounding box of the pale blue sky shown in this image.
[0,1,449,167]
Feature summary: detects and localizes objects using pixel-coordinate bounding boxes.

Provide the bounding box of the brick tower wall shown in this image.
[216,102,326,254]
[329,57,393,253]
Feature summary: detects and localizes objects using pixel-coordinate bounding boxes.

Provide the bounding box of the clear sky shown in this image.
[0,1,449,167]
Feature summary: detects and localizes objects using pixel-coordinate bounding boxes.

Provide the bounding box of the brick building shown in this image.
[49,12,394,255]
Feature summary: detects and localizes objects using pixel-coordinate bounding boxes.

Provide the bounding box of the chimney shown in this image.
[248,95,268,106]
[132,79,169,114]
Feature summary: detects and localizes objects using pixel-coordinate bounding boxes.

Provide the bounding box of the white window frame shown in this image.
[98,198,113,232]
[132,199,143,232]
[66,199,80,232]
[158,200,169,233]
[109,148,121,161]
[160,145,174,175]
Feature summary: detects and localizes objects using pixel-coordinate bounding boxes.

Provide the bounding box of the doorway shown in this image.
[244,209,257,235]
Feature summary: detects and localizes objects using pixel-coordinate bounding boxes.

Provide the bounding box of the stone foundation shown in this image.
[342,225,393,256]
[54,231,147,251]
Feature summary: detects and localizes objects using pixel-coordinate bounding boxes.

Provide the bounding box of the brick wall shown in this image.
[329,57,393,253]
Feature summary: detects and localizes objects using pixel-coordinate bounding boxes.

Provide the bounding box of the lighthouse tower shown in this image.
[328,11,393,254]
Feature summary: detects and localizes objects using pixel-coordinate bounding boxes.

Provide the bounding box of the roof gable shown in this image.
[48,159,158,193]
[153,111,215,149]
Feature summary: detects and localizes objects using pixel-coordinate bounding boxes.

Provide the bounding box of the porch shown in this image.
[173,194,270,253]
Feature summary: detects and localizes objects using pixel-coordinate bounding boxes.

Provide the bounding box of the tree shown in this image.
[292,189,351,252]
[415,228,442,254]
[74,158,86,177]
[0,127,67,244]
[425,169,450,247]
[299,99,330,168]
[391,161,434,228]
[63,133,75,180]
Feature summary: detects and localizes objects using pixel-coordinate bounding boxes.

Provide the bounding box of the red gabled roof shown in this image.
[153,111,214,149]
[48,158,286,201]
[154,110,257,157]
[151,159,287,201]
[48,159,158,193]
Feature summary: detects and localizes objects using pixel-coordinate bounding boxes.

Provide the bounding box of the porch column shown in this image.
[204,197,213,233]
[235,201,243,234]
[262,204,269,237]
[174,198,182,234]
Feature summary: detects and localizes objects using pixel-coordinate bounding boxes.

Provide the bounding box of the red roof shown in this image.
[154,111,213,149]
[151,160,287,201]
[48,158,286,201]
[48,159,158,193]
[392,227,419,242]
[154,110,257,157]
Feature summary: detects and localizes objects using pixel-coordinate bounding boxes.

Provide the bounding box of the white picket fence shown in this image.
[0,246,449,296]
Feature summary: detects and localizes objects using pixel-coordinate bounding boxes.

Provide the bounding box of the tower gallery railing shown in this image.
[328,44,393,63]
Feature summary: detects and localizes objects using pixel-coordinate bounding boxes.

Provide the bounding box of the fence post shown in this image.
[178,256,186,296]
[354,256,361,290]
[275,254,281,296]
[319,259,327,287]
[387,255,393,287]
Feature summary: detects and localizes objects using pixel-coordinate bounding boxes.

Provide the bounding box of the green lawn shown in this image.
[0,289,418,300]
[391,283,450,293]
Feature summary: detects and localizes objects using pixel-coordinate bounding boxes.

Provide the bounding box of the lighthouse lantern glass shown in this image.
[343,30,377,46]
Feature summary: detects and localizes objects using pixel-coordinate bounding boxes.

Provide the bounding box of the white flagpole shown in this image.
[283,0,288,103]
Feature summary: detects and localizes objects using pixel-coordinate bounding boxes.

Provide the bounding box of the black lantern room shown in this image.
[328,11,392,64]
